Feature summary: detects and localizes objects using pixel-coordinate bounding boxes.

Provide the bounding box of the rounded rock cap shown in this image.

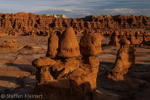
[32,57,56,67]
[57,27,80,58]
[79,32,103,56]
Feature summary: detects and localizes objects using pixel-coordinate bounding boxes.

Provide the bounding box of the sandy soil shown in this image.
[0,34,150,100]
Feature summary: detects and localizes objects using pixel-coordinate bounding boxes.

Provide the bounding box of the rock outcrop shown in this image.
[107,39,135,81]
[108,30,150,47]
[32,27,103,100]
[0,13,150,37]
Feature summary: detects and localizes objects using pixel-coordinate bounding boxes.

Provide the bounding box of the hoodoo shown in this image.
[107,39,135,81]
[57,27,80,58]
[32,27,103,100]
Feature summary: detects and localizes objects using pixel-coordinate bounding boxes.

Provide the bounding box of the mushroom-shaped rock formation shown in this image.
[32,57,56,84]
[107,39,135,81]
[32,57,56,67]
[57,27,80,58]
[32,28,103,100]
[79,32,103,56]
[46,33,59,58]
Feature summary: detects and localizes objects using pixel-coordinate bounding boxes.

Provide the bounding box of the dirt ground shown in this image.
[0,34,150,100]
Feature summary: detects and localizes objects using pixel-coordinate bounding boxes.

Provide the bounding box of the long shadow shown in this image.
[0,76,22,86]
[99,62,114,69]
[0,64,36,94]
[5,63,36,74]
[102,44,108,48]
[100,61,150,72]
[0,75,36,94]
[100,62,114,65]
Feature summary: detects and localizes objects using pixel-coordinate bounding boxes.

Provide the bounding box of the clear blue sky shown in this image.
[0,0,150,18]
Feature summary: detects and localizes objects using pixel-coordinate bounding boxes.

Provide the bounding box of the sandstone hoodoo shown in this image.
[57,27,80,58]
[46,33,59,58]
[107,39,135,81]
[32,27,103,100]
[79,32,103,56]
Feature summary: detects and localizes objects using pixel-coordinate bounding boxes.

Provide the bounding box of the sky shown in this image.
[0,0,150,18]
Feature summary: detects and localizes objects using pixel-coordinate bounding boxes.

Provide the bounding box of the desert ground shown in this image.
[0,31,150,100]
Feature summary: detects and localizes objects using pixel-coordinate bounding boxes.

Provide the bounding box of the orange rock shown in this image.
[80,32,103,56]
[37,66,54,84]
[51,58,79,79]
[58,27,80,58]
[32,57,56,67]
[0,31,8,37]
[46,33,59,58]
[108,39,135,81]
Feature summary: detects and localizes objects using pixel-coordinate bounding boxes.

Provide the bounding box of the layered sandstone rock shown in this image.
[32,27,102,100]
[107,39,135,81]
[0,13,150,37]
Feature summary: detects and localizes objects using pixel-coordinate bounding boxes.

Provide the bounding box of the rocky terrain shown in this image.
[0,13,150,100]
[0,12,150,36]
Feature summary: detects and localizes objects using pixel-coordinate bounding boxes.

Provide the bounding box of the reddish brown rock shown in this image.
[79,32,103,56]
[0,39,17,48]
[32,57,56,67]
[107,39,135,81]
[130,35,139,45]
[0,43,15,48]
[32,27,102,100]
[0,13,150,37]
[46,33,59,58]
[4,39,17,44]
[58,27,80,58]
[36,66,54,84]
[51,58,80,79]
